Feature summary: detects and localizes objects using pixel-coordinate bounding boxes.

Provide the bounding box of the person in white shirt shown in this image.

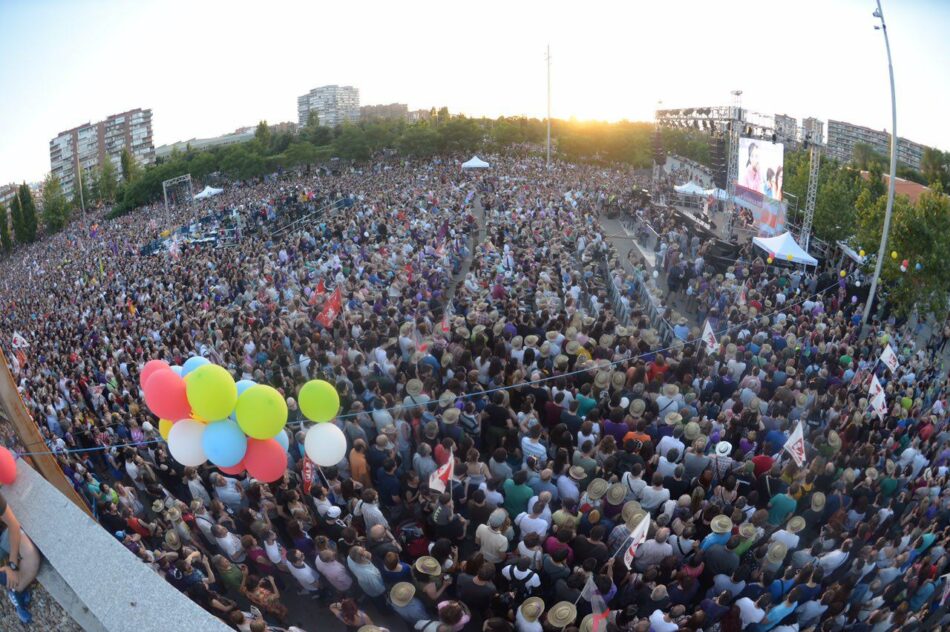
[515,501,551,539]
[736,594,769,629]
[649,607,680,632]
[212,524,246,563]
[286,549,321,594]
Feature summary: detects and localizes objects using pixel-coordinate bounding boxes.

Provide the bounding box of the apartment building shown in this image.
[826,119,927,170]
[802,117,824,144]
[49,108,154,198]
[297,85,360,128]
[773,114,798,143]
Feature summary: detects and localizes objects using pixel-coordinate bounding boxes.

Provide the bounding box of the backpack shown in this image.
[507,568,538,600]
[396,519,431,559]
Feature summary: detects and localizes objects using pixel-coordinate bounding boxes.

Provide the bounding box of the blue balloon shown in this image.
[182,356,211,376]
[202,420,248,467]
[915,263,922,270]
[170,365,184,376]
[274,428,290,452]
[236,379,257,396]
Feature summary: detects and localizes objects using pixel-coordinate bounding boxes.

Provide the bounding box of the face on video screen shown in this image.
[737,137,784,201]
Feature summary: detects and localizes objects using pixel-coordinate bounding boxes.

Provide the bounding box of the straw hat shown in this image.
[885,460,896,475]
[767,541,788,564]
[358,627,384,632]
[739,523,757,539]
[622,501,642,523]
[546,330,560,342]
[594,371,610,389]
[787,516,806,534]
[540,341,552,356]
[569,466,587,481]
[565,340,581,355]
[492,320,506,336]
[579,614,596,632]
[715,441,733,457]
[546,601,577,628]
[390,582,416,607]
[152,500,165,513]
[606,483,626,506]
[629,399,646,416]
[414,556,442,576]
[165,507,182,522]
[810,492,826,512]
[610,371,626,390]
[554,354,569,369]
[587,478,609,500]
[664,412,683,426]
[406,379,424,397]
[865,467,879,481]
[711,515,733,534]
[512,336,524,349]
[684,421,701,441]
[164,530,182,550]
[662,383,680,397]
[599,334,615,348]
[472,324,486,338]
[520,597,545,622]
[525,335,539,348]
[442,408,460,424]
[454,327,470,339]
[399,322,414,336]
[438,391,456,409]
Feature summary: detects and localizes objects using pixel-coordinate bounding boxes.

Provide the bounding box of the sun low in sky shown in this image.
[0,0,947,184]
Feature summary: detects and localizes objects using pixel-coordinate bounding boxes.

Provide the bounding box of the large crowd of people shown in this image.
[1,154,949,632]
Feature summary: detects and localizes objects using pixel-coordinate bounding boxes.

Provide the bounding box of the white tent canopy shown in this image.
[704,187,730,201]
[194,185,224,200]
[673,181,706,196]
[461,156,490,169]
[752,232,818,266]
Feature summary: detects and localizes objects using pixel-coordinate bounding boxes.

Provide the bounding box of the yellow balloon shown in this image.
[891,251,898,259]
[236,385,288,439]
[159,419,174,441]
[859,249,865,257]
[840,270,847,278]
[185,364,238,422]
[298,380,341,423]
[786,254,793,261]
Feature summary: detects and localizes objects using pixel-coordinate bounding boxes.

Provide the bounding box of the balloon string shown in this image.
[11,273,850,459]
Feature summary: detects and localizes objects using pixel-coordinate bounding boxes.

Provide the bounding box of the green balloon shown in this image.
[185,364,237,422]
[299,379,340,422]
[235,385,288,439]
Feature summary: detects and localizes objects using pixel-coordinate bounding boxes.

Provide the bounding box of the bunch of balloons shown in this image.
[0,446,17,485]
[300,381,345,467]
[140,358,293,482]
[900,258,909,273]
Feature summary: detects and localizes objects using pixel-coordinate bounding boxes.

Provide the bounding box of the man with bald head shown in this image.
[634,526,671,572]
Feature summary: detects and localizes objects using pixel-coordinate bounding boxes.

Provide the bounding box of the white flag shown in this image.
[11,332,29,349]
[871,389,888,420]
[429,455,454,493]
[868,374,884,401]
[623,513,651,569]
[880,344,899,373]
[783,422,807,467]
[702,320,718,354]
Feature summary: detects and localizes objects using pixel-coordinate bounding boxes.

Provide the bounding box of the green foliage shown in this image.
[11,183,37,243]
[921,147,949,189]
[333,125,370,161]
[120,148,140,183]
[856,184,950,317]
[436,117,482,154]
[254,120,271,150]
[0,203,10,254]
[851,142,886,171]
[9,188,23,239]
[96,159,119,203]
[397,124,440,158]
[41,174,71,233]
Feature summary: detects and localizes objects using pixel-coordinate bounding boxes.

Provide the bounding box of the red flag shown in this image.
[429,455,454,493]
[308,279,327,306]
[317,287,342,329]
[440,315,450,334]
[302,457,315,495]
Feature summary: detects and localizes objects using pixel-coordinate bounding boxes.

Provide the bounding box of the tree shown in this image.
[0,203,10,254]
[96,159,119,203]
[9,188,23,240]
[856,183,950,317]
[120,148,140,183]
[254,121,271,150]
[852,142,885,170]
[11,183,37,243]
[921,147,948,189]
[397,124,440,158]
[41,174,71,232]
[437,117,482,154]
[333,125,370,161]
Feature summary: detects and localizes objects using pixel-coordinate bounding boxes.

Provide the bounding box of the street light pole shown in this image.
[861,0,898,330]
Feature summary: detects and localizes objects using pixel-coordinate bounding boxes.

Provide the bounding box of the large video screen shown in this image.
[737,137,784,201]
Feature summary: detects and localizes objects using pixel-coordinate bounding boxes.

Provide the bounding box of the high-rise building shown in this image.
[49,108,154,198]
[297,85,360,128]
[360,103,408,121]
[408,109,433,123]
[825,119,927,170]
[802,117,824,144]
[773,114,798,143]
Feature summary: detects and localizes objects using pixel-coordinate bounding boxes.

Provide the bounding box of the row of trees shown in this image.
[0,183,39,253]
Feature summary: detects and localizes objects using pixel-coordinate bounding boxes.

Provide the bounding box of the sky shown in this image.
[1,0,948,184]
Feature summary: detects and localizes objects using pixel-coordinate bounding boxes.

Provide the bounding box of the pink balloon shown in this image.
[243,439,287,483]
[144,370,192,421]
[0,447,16,485]
[219,461,246,476]
[140,359,170,389]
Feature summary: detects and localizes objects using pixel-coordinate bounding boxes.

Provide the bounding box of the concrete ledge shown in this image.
[4,460,232,632]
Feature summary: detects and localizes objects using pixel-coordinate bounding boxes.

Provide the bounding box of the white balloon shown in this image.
[167,420,208,467]
[142,421,154,433]
[652,270,659,279]
[305,423,346,467]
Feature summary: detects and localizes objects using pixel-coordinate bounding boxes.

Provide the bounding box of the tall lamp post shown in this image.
[860,0,898,330]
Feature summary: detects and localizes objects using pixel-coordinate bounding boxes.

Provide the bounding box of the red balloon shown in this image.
[218,461,246,476]
[243,439,287,483]
[139,359,170,389]
[144,370,192,421]
[0,447,16,485]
